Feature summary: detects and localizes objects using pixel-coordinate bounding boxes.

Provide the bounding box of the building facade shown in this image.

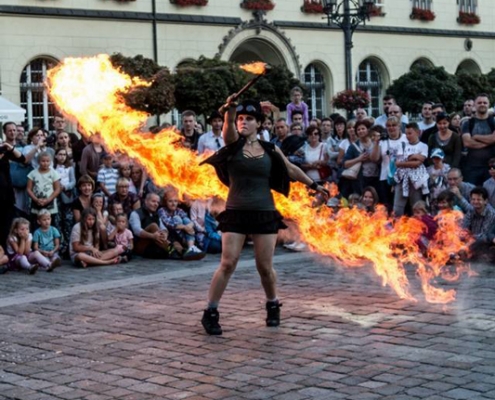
[0,0,493,129]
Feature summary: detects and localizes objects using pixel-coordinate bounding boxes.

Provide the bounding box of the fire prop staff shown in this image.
[47,54,473,307]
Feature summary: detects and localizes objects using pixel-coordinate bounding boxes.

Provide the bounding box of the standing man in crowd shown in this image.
[375,95,409,128]
[418,102,435,138]
[197,111,224,155]
[447,168,474,212]
[461,93,495,185]
[271,118,289,148]
[180,110,201,151]
[463,99,475,118]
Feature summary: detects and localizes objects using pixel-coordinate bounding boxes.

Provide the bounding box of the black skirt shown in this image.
[217,209,287,235]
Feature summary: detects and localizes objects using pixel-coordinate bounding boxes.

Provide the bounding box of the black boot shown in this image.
[201,308,222,335]
[266,301,282,327]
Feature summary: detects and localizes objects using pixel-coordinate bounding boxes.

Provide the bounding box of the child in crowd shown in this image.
[54,147,76,256]
[393,123,429,217]
[107,202,124,235]
[202,197,225,254]
[6,218,54,274]
[26,151,61,228]
[436,190,461,214]
[412,200,438,255]
[70,208,124,268]
[427,148,450,212]
[158,190,205,260]
[108,213,133,262]
[32,209,62,270]
[97,153,119,197]
[347,193,361,208]
[119,162,137,194]
[286,86,309,128]
[91,193,109,248]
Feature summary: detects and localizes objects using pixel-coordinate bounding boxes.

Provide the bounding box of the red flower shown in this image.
[332,89,370,112]
[410,7,435,21]
[301,0,324,14]
[241,0,275,11]
[457,11,480,25]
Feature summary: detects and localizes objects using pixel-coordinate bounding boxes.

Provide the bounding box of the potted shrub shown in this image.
[301,0,324,14]
[457,11,480,25]
[332,89,370,115]
[410,7,435,21]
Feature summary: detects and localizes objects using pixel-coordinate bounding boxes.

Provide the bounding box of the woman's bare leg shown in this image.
[207,232,245,303]
[252,234,278,300]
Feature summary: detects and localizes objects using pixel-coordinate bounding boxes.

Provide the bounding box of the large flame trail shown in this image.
[47,55,472,304]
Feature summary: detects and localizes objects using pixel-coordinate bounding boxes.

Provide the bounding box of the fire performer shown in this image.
[200,99,328,335]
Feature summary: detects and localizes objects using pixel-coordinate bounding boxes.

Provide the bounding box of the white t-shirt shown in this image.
[418,120,436,132]
[403,141,428,159]
[70,222,94,259]
[378,135,408,181]
[304,143,327,181]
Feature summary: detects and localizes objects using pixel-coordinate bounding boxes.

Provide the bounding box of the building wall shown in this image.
[0,0,492,120]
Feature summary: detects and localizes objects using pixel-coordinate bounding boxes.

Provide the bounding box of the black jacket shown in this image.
[201,137,290,197]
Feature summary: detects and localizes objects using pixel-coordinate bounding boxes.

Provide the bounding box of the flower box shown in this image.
[170,0,208,5]
[301,0,324,14]
[369,5,384,17]
[241,0,275,11]
[410,7,435,21]
[457,11,480,25]
[332,89,370,113]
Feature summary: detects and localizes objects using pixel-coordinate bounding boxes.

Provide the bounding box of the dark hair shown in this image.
[361,186,379,205]
[470,186,489,200]
[182,110,196,119]
[27,127,42,144]
[321,117,332,124]
[2,122,16,133]
[432,103,445,111]
[334,115,347,126]
[80,207,99,247]
[77,174,95,191]
[292,110,303,117]
[405,122,420,132]
[475,93,490,101]
[488,158,495,166]
[305,126,321,138]
[437,190,455,205]
[436,112,450,123]
[423,101,434,107]
[354,120,370,132]
[383,95,395,102]
[370,125,385,135]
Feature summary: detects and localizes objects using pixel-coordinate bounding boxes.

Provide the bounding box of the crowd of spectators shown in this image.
[1,89,495,273]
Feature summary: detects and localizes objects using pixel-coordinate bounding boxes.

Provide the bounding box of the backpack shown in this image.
[468,116,495,134]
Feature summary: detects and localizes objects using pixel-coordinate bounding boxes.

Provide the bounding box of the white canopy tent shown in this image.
[0,96,26,123]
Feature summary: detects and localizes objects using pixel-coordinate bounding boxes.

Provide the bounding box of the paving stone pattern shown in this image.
[0,249,494,399]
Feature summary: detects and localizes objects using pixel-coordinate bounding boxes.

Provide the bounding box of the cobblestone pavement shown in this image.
[0,248,494,400]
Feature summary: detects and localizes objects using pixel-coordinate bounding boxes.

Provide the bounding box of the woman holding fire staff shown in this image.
[201,98,328,335]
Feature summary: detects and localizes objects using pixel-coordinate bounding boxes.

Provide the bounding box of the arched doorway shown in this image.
[20,56,59,130]
[456,59,482,75]
[229,38,286,67]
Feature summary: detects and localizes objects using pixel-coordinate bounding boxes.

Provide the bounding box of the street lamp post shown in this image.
[322,0,375,91]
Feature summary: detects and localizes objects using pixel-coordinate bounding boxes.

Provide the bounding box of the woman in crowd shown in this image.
[131,165,147,199]
[55,131,73,161]
[23,127,55,169]
[107,177,141,216]
[72,175,95,223]
[360,186,380,213]
[301,126,330,184]
[200,99,327,336]
[343,120,379,195]
[428,112,462,168]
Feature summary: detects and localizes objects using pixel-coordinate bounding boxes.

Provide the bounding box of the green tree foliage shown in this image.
[386,65,463,113]
[109,53,175,115]
[246,64,304,110]
[174,56,305,117]
[174,56,248,117]
[456,72,495,106]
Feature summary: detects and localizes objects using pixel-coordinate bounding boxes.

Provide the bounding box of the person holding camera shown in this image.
[370,116,408,212]
[0,122,26,247]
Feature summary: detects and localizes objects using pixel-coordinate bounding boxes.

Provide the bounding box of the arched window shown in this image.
[20,57,58,130]
[304,64,326,119]
[356,59,382,117]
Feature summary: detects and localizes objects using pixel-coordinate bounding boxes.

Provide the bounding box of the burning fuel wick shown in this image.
[219,63,271,114]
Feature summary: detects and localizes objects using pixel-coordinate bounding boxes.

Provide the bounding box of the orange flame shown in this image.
[47,55,472,304]
[240,62,267,75]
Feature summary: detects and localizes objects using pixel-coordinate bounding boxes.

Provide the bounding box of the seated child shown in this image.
[203,197,225,254]
[158,189,205,260]
[32,209,62,270]
[0,246,10,274]
[412,200,438,255]
[108,213,133,262]
[6,217,53,274]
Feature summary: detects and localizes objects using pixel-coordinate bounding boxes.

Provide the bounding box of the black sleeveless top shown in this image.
[226,150,275,211]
